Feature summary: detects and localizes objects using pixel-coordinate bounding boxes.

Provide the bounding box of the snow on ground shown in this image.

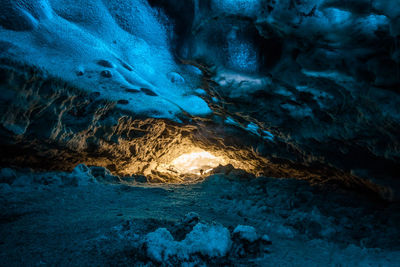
[145,222,231,262]
[233,225,258,242]
[0,166,399,266]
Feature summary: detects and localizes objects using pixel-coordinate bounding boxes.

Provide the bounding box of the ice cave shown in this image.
[0,0,399,266]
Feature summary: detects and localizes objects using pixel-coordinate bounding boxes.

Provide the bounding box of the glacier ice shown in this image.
[145,223,231,262]
[0,0,212,121]
[233,225,258,242]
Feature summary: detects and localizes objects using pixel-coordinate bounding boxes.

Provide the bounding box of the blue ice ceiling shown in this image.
[0,0,399,192]
[0,0,212,121]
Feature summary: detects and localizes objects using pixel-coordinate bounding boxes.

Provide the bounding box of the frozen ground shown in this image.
[0,167,399,266]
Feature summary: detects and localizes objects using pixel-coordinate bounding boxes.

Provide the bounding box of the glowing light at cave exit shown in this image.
[170,150,226,175]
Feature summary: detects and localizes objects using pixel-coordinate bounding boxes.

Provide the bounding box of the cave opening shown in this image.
[120,126,261,184]
[162,149,226,176]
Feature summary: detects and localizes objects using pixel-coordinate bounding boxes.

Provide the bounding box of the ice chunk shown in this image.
[246,122,259,135]
[182,212,200,225]
[145,228,176,262]
[261,234,271,243]
[233,225,258,242]
[358,14,389,33]
[262,130,274,141]
[324,8,352,25]
[214,70,271,98]
[71,164,96,185]
[225,116,240,127]
[145,222,231,262]
[182,223,231,258]
[244,122,274,141]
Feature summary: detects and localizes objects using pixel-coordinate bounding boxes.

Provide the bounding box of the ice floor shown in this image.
[1,167,399,266]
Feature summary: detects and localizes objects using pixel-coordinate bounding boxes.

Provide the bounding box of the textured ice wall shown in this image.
[211,0,261,17]
[0,0,211,120]
[170,0,400,196]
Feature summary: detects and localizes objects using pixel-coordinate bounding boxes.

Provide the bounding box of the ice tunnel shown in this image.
[0,0,400,265]
[0,0,398,192]
[0,0,399,188]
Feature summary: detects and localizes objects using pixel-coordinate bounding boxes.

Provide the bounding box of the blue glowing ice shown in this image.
[212,0,261,17]
[0,0,213,121]
[246,122,274,141]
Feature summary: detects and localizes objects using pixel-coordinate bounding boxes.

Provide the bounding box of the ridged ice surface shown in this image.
[0,0,211,120]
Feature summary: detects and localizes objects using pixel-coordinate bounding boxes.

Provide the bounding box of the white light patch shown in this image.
[171,150,226,175]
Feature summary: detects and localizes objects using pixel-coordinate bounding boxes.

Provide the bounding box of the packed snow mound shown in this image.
[71,164,98,186]
[0,0,211,121]
[145,223,231,262]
